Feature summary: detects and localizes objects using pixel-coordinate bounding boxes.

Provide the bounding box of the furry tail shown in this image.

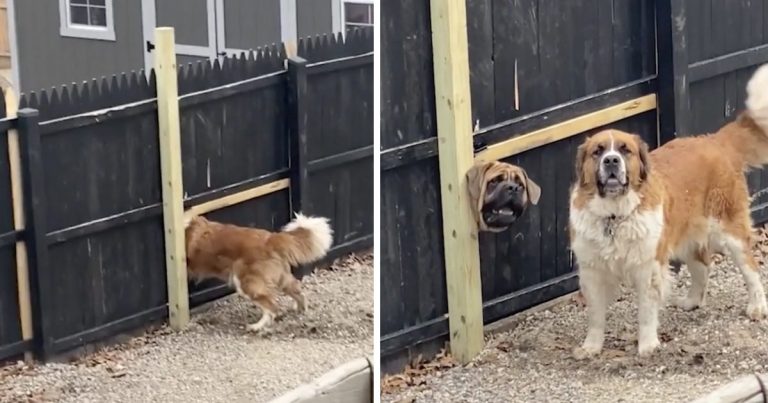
[746,64,768,135]
[271,213,333,267]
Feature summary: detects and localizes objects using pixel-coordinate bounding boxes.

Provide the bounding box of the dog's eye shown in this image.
[488,176,502,187]
[592,146,603,157]
[619,144,631,154]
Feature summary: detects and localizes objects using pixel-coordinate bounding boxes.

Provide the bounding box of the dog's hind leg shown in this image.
[676,247,711,311]
[720,219,768,320]
[241,279,278,333]
[283,276,306,313]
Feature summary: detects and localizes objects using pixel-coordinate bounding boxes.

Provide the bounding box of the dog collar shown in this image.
[604,214,627,238]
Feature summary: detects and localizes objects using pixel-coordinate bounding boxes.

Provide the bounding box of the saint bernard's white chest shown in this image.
[569,189,664,275]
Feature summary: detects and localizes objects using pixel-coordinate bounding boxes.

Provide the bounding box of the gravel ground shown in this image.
[0,253,373,403]
[384,252,768,403]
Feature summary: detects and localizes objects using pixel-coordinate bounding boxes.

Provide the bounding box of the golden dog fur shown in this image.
[569,64,768,358]
[467,161,541,232]
[185,213,333,333]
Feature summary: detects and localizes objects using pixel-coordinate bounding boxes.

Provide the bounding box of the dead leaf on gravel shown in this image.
[602,349,627,359]
[495,341,513,353]
[572,292,587,307]
[381,349,456,395]
[691,353,705,365]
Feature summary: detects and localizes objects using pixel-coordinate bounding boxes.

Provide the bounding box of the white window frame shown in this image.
[59,0,116,41]
[338,0,374,35]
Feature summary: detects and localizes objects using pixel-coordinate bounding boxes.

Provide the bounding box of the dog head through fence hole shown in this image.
[467,161,541,232]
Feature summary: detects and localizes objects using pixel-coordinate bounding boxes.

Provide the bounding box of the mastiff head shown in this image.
[467,161,541,232]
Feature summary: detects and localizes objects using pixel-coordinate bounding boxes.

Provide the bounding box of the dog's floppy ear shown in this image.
[633,134,650,181]
[466,161,493,230]
[575,142,588,186]
[521,169,541,206]
[466,161,491,211]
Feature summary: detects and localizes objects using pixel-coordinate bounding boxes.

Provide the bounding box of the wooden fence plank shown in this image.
[429,0,484,363]
[16,108,50,357]
[287,57,310,215]
[184,179,290,219]
[5,87,32,361]
[656,0,690,141]
[154,27,189,331]
[475,94,657,162]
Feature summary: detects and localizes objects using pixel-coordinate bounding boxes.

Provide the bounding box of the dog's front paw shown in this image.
[637,338,661,357]
[675,297,703,311]
[573,344,601,360]
[292,300,307,313]
[746,299,768,320]
[246,323,266,333]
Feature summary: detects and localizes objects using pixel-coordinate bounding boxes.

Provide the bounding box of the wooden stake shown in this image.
[284,41,298,58]
[429,0,484,363]
[154,27,189,330]
[5,87,33,362]
[184,179,290,219]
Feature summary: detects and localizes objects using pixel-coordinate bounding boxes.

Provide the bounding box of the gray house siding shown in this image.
[14,0,341,93]
[297,0,333,39]
[15,0,145,93]
[223,0,281,50]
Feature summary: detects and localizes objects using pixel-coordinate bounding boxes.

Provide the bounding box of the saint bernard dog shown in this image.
[569,64,768,358]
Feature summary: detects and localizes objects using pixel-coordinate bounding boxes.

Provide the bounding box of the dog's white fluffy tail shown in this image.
[272,213,333,267]
[746,64,768,134]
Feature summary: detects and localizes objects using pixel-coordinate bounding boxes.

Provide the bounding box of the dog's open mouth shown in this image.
[482,203,523,228]
[599,173,627,196]
[604,177,622,187]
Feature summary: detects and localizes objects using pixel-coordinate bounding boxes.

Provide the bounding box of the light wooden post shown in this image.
[154,27,189,330]
[429,0,484,362]
[5,87,33,362]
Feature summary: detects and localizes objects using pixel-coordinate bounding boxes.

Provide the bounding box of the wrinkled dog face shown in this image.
[467,161,541,232]
[576,130,649,198]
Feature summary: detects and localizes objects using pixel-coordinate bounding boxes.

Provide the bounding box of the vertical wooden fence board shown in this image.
[155,27,189,331]
[288,57,310,215]
[0,115,22,356]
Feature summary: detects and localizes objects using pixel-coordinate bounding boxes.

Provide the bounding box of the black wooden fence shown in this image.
[0,27,373,361]
[381,0,768,372]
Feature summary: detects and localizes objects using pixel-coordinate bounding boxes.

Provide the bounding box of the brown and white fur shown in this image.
[569,64,768,358]
[184,213,333,333]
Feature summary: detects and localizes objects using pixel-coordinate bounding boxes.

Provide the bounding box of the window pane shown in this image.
[89,7,107,26]
[90,0,107,5]
[70,0,88,5]
[344,3,372,24]
[70,5,89,24]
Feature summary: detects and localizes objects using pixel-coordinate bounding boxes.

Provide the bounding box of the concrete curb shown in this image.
[269,357,373,403]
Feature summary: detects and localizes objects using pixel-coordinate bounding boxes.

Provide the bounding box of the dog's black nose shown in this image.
[506,182,521,193]
[602,155,621,167]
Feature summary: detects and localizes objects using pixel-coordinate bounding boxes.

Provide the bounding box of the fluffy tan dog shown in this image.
[185,213,333,333]
[569,64,768,358]
[467,161,541,232]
